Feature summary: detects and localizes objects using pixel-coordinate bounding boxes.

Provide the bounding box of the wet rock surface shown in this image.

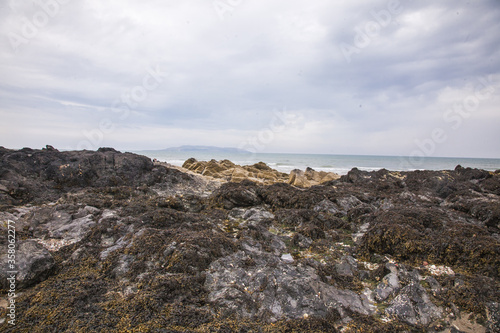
[0,148,499,332]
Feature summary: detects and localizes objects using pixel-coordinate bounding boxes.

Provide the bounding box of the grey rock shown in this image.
[335,255,358,277]
[49,214,95,242]
[386,283,442,326]
[163,241,178,258]
[398,266,422,285]
[0,183,8,193]
[353,222,370,244]
[100,235,131,260]
[25,206,97,243]
[112,254,135,278]
[241,238,263,253]
[379,198,395,210]
[205,250,374,323]
[424,276,442,294]
[336,195,363,213]
[375,271,401,302]
[281,253,294,263]
[73,205,100,219]
[0,240,55,289]
[386,294,418,325]
[242,207,274,222]
[242,223,286,256]
[99,209,119,222]
[313,199,341,215]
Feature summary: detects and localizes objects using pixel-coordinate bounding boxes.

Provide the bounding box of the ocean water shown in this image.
[136,150,500,176]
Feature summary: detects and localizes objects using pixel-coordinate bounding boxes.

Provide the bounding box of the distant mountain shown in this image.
[158,145,251,154]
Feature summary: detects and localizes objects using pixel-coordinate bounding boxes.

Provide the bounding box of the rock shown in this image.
[386,283,442,326]
[375,271,400,301]
[234,206,275,225]
[313,199,342,215]
[183,159,340,187]
[0,240,55,290]
[211,181,261,209]
[1,147,499,332]
[43,145,58,151]
[288,167,340,187]
[424,276,442,294]
[336,195,363,213]
[24,205,96,244]
[486,302,500,333]
[357,206,500,279]
[0,147,184,205]
[183,158,289,185]
[386,294,418,325]
[205,250,373,322]
[335,255,358,277]
[291,233,313,249]
[73,205,101,219]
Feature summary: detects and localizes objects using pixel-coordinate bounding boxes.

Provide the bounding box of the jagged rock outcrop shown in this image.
[289,167,340,187]
[182,158,340,187]
[182,158,289,184]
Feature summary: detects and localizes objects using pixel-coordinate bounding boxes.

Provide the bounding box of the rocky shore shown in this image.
[180,157,340,186]
[0,146,499,332]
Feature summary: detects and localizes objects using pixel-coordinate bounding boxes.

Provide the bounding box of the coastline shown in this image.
[138,150,500,175]
[0,147,499,332]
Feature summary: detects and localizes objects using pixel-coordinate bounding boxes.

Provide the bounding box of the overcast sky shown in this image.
[1,0,499,157]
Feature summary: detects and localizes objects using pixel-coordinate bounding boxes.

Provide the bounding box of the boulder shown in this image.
[289,167,340,187]
[0,240,55,290]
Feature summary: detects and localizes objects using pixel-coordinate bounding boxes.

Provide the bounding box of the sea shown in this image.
[135,150,500,176]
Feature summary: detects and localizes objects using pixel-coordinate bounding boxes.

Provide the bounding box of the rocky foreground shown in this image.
[0,146,499,332]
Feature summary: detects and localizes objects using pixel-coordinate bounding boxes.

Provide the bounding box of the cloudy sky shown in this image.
[1,0,499,158]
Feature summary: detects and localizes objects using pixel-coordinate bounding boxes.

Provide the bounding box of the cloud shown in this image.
[0,0,499,158]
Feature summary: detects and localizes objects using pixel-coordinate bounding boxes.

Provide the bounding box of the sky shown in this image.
[0,0,499,158]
